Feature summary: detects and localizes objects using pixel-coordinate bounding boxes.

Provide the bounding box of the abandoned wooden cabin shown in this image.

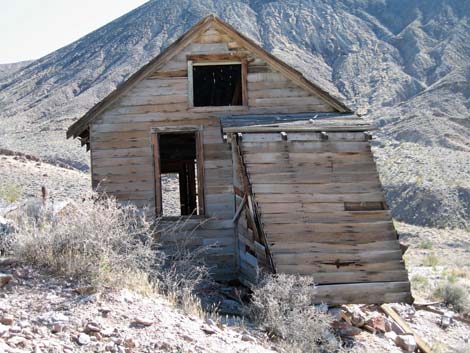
[67,15,412,304]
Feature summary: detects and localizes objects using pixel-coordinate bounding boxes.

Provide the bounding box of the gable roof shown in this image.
[67,14,352,139]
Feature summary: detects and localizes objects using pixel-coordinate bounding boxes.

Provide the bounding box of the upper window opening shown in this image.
[192,64,242,107]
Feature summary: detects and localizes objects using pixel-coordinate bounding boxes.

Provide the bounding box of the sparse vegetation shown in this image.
[154,218,213,316]
[433,282,470,313]
[0,183,22,203]
[423,252,439,267]
[10,194,157,292]
[419,238,433,250]
[247,274,341,353]
[411,274,429,290]
[8,193,212,316]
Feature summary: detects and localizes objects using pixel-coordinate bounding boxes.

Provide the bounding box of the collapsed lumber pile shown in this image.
[330,303,434,353]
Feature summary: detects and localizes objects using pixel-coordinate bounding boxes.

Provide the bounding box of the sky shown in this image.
[0,0,148,64]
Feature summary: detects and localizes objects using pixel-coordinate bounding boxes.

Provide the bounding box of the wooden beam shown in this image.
[233,135,276,273]
[196,129,206,216]
[187,53,247,61]
[380,304,433,353]
[232,195,247,223]
[151,133,162,217]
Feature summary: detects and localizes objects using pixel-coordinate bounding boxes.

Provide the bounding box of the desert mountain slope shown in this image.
[0,0,468,228]
[0,61,32,81]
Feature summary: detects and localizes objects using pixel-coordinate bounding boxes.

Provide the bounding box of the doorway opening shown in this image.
[153,131,204,217]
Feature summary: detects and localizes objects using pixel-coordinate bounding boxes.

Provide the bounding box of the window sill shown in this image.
[188,105,248,113]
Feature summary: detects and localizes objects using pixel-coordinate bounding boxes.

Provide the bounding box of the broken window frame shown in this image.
[151,126,205,218]
[187,54,248,109]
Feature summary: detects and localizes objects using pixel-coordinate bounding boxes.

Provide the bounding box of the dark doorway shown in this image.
[159,132,199,216]
[193,64,242,106]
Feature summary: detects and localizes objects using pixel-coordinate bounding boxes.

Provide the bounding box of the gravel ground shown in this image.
[0,264,276,353]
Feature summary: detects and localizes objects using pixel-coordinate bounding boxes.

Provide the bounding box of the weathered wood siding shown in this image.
[237,131,412,304]
[89,25,336,279]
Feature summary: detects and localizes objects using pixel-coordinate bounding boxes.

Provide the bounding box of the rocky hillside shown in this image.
[0,0,468,228]
[0,61,32,81]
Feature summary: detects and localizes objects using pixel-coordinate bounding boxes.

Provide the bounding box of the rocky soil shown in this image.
[397,222,470,303]
[0,263,276,353]
[0,155,89,204]
[1,260,469,353]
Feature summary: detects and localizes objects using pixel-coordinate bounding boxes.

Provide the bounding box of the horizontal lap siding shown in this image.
[240,132,411,304]
[89,25,341,281]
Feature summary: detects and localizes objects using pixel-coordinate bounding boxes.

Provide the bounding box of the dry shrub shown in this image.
[0,183,22,204]
[434,282,470,313]
[154,218,213,316]
[11,193,157,293]
[248,274,342,353]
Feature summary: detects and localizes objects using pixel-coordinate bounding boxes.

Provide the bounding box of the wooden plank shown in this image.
[263,221,394,235]
[187,53,246,61]
[92,148,151,161]
[261,210,392,224]
[242,141,370,153]
[313,282,412,305]
[248,80,302,91]
[254,192,385,203]
[93,118,219,133]
[266,230,397,243]
[249,96,325,107]
[92,139,149,150]
[277,260,406,274]
[246,162,378,175]
[252,182,383,194]
[311,270,409,285]
[196,130,206,215]
[118,94,187,107]
[272,250,403,266]
[269,240,400,253]
[248,87,311,99]
[259,202,345,213]
[244,151,371,163]
[149,69,188,78]
[241,58,248,106]
[151,133,161,216]
[250,172,380,184]
[247,72,289,83]
[232,195,247,223]
[380,305,432,353]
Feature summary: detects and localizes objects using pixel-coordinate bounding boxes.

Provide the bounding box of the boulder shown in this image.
[77,333,91,345]
[0,314,14,325]
[332,321,362,337]
[0,216,15,236]
[440,311,454,329]
[384,331,397,342]
[0,274,13,287]
[396,334,417,352]
[133,317,153,327]
[7,335,27,347]
[365,315,389,333]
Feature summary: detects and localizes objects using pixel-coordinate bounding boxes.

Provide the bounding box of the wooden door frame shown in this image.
[151,126,205,218]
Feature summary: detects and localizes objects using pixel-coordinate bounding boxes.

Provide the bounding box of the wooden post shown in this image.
[196,130,205,215]
[151,133,162,217]
[233,134,276,273]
